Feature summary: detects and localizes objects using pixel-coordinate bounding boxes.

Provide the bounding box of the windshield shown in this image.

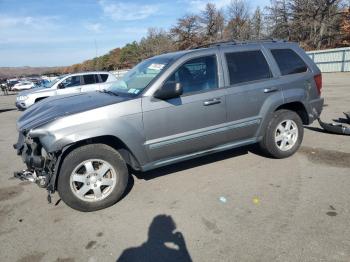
[108,57,170,95]
[45,76,64,88]
[33,80,49,88]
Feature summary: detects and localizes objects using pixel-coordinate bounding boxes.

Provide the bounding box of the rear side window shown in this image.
[83,74,96,85]
[271,49,308,75]
[225,50,272,85]
[100,74,108,82]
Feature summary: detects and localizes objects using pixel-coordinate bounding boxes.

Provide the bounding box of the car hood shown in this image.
[18,87,52,96]
[17,91,132,132]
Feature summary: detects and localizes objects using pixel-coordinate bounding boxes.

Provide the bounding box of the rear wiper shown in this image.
[99,89,119,96]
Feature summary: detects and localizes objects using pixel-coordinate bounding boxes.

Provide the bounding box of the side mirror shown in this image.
[154,81,183,100]
[58,83,65,89]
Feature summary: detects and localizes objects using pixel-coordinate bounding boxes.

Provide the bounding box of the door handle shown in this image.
[264,87,278,93]
[203,98,221,106]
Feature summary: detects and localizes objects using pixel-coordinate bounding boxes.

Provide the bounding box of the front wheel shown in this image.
[57,144,128,212]
[259,109,304,158]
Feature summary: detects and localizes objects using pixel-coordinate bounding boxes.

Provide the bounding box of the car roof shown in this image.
[150,40,297,61]
[150,50,195,60]
[68,71,112,77]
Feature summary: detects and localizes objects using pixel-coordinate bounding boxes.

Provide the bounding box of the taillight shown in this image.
[314,74,322,95]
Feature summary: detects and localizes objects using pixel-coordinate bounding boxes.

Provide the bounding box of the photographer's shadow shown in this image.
[117,214,192,262]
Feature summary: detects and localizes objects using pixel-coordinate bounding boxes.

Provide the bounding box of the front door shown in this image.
[142,55,227,162]
[56,75,82,95]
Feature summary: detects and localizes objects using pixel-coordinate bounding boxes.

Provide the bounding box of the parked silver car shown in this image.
[15,71,117,110]
[14,40,324,211]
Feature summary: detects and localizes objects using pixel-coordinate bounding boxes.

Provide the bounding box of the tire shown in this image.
[57,144,129,212]
[259,109,304,158]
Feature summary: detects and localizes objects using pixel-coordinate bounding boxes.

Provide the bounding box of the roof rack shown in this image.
[192,38,288,49]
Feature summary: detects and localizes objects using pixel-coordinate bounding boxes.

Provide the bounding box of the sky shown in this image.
[0,0,270,67]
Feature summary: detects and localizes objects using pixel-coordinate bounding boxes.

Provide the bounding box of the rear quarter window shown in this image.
[225,50,272,85]
[271,49,308,75]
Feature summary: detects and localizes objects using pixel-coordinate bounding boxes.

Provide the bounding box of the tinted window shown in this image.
[166,55,218,95]
[100,74,108,82]
[83,74,96,85]
[62,76,81,88]
[225,50,272,85]
[271,49,308,75]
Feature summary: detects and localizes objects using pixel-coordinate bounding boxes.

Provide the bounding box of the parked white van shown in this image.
[16,71,117,110]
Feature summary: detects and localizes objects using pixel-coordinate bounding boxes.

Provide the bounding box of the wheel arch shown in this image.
[275,101,309,125]
[35,96,49,103]
[50,135,141,191]
[256,99,308,140]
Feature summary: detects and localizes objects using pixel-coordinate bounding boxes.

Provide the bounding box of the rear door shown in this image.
[98,73,114,90]
[266,46,317,101]
[220,44,283,142]
[80,74,99,92]
[142,52,228,162]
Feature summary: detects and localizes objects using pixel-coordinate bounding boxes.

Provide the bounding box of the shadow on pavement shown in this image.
[304,125,348,135]
[0,93,17,96]
[120,173,135,201]
[333,118,349,124]
[134,144,265,181]
[116,214,192,262]
[0,108,16,113]
[304,126,328,134]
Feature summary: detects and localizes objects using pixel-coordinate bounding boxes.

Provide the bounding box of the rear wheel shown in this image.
[259,109,303,158]
[57,144,128,212]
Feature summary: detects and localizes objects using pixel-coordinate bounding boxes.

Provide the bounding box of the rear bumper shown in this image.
[307,97,324,124]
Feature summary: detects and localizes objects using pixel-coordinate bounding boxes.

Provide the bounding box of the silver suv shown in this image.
[14,40,324,211]
[15,71,117,110]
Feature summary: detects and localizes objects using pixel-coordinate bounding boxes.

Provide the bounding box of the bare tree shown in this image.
[225,0,251,40]
[199,3,225,43]
[139,28,175,59]
[62,0,346,73]
[289,0,343,49]
[170,15,202,49]
[251,7,264,39]
[265,0,291,40]
[340,6,350,45]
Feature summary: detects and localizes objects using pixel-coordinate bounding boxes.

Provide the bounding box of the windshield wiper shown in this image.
[99,89,119,96]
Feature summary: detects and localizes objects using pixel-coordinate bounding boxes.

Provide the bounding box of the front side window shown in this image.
[83,74,96,85]
[225,50,272,85]
[271,49,308,75]
[47,76,64,88]
[61,76,81,88]
[166,55,218,95]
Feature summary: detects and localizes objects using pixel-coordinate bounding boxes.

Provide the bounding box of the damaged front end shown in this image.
[13,131,60,202]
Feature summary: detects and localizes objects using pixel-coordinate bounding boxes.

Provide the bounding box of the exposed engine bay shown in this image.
[13,132,60,203]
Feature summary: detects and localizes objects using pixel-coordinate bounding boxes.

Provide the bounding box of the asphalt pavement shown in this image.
[0,73,349,262]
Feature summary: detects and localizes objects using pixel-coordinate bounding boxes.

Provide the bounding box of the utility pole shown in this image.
[94,39,98,71]
[94,39,98,58]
